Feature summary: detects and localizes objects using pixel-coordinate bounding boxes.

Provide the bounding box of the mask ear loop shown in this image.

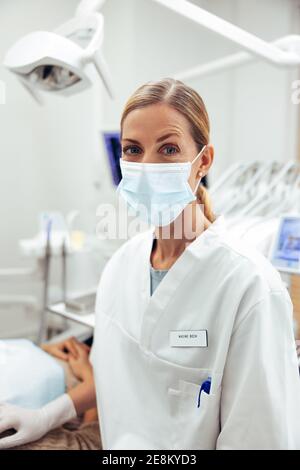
[191,144,207,165]
[191,144,207,195]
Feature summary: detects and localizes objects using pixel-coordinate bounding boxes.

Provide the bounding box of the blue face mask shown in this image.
[116,145,206,227]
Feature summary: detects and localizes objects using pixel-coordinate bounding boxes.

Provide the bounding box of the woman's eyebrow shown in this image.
[122,133,180,144]
[121,138,141,144]
[156,132,181,143]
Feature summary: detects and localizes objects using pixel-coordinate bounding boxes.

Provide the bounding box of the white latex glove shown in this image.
[0,393,76,449]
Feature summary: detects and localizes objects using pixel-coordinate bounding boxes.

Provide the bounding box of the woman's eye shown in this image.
[122,146,141,155]
[122,144,179,156]
[161,145,179,155]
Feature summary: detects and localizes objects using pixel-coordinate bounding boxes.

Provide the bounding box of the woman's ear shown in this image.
[198,144,214,177]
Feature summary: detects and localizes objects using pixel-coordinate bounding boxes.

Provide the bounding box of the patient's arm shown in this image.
[0,379,97,449]
[67,340,96,416]
[0,344,97,450]
[67,338,93,381]
[0,336,97,449]
[42,337,97,417]
[68,377,96,417]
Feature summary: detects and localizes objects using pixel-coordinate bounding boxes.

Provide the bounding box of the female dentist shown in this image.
[1,77,300,450]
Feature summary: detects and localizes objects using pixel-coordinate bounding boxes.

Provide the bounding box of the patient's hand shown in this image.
[67,340,93,382]
[41,337,90,362]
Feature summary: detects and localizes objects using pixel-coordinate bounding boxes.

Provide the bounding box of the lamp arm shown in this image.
[174,35,300,80]
[153,0,300,67]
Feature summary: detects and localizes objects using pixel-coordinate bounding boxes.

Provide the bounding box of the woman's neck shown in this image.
[150,203,211,270]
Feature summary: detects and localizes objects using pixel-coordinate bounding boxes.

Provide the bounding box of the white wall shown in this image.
[229,0,300,171]
[0,0,299,335]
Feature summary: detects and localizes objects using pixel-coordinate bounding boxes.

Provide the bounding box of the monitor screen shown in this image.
[102,131,122,186]
[271,217,300,272]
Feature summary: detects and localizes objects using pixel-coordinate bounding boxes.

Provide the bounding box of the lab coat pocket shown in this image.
[167,373,222,450]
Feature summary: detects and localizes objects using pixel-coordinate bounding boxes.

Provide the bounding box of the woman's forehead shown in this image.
[122,104,191,139]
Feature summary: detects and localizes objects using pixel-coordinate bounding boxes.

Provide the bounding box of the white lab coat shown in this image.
[90,215,300,450]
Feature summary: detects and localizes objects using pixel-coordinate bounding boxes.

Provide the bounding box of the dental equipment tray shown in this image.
[64,292,96,314]
[48,291,96,328]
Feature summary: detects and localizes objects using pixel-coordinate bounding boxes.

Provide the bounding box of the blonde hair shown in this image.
[120,77,216,223]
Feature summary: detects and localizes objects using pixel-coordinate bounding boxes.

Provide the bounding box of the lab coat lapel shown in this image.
[138,215,226,350]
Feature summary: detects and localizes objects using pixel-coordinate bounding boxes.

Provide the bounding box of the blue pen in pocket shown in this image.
[197,376,211,408]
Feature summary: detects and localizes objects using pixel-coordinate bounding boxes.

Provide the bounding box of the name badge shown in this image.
[169,330,208,348]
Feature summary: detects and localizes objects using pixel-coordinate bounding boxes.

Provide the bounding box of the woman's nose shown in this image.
[140,154,159,164]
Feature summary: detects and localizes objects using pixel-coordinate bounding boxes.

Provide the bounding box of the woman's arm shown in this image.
[216,289,300,450]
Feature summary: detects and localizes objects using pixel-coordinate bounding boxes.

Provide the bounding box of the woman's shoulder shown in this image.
[199,222,292,327]
[192,215,285,294]
[214,230,285,293]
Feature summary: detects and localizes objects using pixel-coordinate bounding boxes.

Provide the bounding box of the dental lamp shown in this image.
[152,0,300,79]
[4,0,300,100]
[3,0,114,103]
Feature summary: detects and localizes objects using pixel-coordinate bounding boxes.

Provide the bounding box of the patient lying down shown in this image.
[0,337,101,450]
